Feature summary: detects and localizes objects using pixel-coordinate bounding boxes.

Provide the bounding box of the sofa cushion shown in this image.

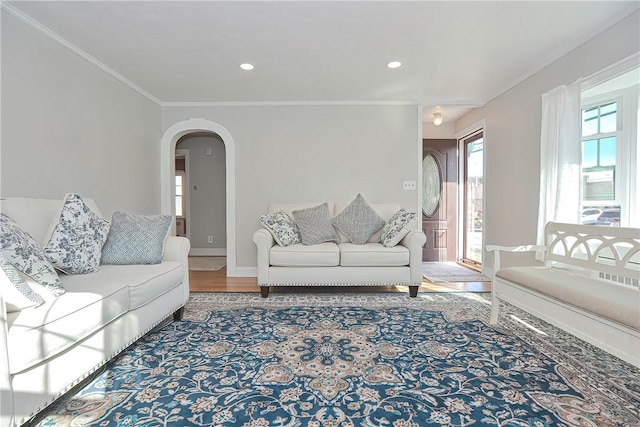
[101,212,172,265]
[339,242,410,267]
[0,212,65,297]
[292,203,340,246]
[6,261,184,374]
[6,276,130,374]
[331,194,385,245]
[380,209,417,247]
[270,242,340,267]
[0,253,44,312]
[258,211,301,246]
[496,266,640,330]
[44,194,110,274]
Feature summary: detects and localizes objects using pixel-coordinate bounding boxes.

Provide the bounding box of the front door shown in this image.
[422,139,457,261]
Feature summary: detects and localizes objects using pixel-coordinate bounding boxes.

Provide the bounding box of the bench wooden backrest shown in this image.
[544,222,640,287]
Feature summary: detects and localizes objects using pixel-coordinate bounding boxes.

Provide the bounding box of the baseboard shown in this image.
[228,267,257,277]
[189,248,226,256]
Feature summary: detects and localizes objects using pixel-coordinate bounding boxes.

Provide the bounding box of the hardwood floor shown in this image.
[189,265,491,294]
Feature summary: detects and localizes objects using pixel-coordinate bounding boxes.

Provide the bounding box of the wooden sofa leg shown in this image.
[409,286,419,298]
[260,287,270,298]
[173,307,185,321]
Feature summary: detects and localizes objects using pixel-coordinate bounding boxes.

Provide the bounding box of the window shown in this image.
[175,171,186,218]
[580,66,638,228]
[461,130,484,266]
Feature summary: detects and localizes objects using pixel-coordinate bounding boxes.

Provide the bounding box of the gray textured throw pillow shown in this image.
[0,253,45,311]
[380,208,417,247]
[101,212,172,265]
[331,194,385,245]
[292,203,339,246]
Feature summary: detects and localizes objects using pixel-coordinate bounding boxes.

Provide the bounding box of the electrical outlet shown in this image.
[403,181,416,191]
[207,235,213,244]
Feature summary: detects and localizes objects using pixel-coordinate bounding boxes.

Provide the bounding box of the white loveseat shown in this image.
[0,197,190,427]
[253,201,426,298]
[487,222,639,366]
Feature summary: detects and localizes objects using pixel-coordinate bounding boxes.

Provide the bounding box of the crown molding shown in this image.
[1,2,162,106]
[160,99,484,108]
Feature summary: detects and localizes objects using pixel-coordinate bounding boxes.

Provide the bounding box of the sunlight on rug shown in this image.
[34,293,639,427]
[422,262,489,283]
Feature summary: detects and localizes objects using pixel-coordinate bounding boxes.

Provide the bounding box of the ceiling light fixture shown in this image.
[432,112,443,126]
[240,63,254,71]
[387,61,402,69]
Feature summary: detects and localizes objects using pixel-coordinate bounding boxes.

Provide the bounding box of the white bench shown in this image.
[487,222,640,367]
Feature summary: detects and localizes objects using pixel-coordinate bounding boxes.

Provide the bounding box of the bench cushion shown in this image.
[270,242,339,267]
[496,266,639,330]
[339,243,409,266]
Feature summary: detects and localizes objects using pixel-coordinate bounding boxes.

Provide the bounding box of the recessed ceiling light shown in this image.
[240,63,254,71]
[387,61,402,69]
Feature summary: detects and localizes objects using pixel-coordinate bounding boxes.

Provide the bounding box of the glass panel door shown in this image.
[462,132,484,266]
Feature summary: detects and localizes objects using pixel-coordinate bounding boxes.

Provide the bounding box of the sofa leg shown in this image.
[173,307,184,321]
[409,286,419,298]
[260,287,270,298]
[490,300,499,324]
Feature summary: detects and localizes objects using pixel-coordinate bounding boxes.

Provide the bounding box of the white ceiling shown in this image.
[4,1,639,123]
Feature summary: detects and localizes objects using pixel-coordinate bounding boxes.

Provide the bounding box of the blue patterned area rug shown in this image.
[34,293,639,426]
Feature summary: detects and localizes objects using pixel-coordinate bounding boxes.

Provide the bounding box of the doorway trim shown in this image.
[161,118,238,276]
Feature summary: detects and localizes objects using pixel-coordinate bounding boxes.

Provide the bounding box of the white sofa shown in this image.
[0,197,190,427]
[253,202,426,298]
[487,222,639,367]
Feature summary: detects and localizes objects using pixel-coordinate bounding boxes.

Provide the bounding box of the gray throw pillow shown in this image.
[101,211,172,265]
[258,211,301,246]
[292,203,339,246]
[0,253,45,311]
[331,194,385,245]
[380,208,417,247]
[0,212,65,297]
[45,194,110,274]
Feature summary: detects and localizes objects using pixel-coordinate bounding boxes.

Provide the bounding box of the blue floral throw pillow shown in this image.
[258,211,301,246]
[44,193,110,274]
[379,208,417,247]
[0,212,65,297]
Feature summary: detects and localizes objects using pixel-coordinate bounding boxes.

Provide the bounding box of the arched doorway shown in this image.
[160,118,238,276]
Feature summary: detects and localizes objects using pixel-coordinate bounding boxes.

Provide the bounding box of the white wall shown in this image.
[423,122,456,139]
[455,10,640,270]
[176,134,227,252]
[0,11,161,218]
[162,105,421,268]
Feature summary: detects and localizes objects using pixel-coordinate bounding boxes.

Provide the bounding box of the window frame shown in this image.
[175,170,186,219]
[580,83,639,227]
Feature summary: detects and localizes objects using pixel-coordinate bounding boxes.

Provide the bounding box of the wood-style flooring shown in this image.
[189,263,491,294]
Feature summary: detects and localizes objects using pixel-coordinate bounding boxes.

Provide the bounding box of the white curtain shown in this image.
[536,79,582,249]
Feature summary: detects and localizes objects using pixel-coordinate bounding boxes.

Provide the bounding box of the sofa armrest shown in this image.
[399,230,427,285]
[163,236,191,304]
[0,295,14,427]
[253,229,275,285]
